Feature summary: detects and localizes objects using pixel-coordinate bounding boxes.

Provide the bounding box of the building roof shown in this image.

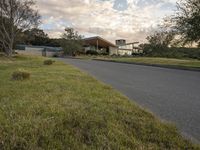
[125,42,139,45]
[83,36,117,48]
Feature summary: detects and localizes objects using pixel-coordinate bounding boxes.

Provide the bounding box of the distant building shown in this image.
[83,36,118,55]
[15,45,63,57]
[15,37,142,57]
[83,37,141,56]
[116,39,141,56]
[116,39,126,46]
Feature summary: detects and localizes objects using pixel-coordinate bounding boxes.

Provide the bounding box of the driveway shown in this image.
[58,58,200,142]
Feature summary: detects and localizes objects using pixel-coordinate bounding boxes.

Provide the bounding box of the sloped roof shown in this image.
[83,36,117,48]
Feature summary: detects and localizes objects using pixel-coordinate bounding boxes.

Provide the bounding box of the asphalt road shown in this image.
[58,58,200,142]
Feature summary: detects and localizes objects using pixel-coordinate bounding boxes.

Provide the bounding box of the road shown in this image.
[58,58,200,142]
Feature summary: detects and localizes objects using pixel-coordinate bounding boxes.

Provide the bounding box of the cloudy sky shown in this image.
[37,0,177,43]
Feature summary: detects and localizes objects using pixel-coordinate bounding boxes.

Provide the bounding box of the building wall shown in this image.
[109,47,118,55]
[16,49,62,57]
[119,45,133,50]
[118,49,132,56]
[25,47,44,51]
[16,50,42,56]
[45,51,63,57]
[16,46,63,57]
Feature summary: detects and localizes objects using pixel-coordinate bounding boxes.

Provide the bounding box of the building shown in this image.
[116,39,141,56]
[83,37,141,56]
[15,45,63,57]
[15,37,141,57]
[83,36,118,55]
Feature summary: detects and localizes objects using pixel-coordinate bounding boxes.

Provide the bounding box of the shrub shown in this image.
[143,47,200,60]
[53,54,59,57]
[12,70,30,81]
[132,52,144,57]
[44,59,55,65]
[86,50,99,55]
[100,52,109,56]
[76,51,86,55]
[111,54,120,57]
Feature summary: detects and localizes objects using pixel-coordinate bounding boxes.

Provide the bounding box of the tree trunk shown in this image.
[6,41,13,57]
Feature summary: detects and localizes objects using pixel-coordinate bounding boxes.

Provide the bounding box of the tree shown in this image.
[171,0,200,45]
[142,31,175,56]
[19,29,62,47]
[22,28,49,45]
[146,31,175,48]
[61,28,83,55]
[0,0,40,56]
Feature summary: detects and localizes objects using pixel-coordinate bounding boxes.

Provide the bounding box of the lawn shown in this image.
[0,55,199,149]
[94,57,200,69]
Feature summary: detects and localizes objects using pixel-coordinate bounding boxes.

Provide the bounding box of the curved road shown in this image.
[58,58,200,142]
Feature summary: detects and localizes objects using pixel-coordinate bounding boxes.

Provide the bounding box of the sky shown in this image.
[37,0,177,43]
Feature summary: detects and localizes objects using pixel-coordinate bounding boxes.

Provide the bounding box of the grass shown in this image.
[0,55,199,149]
[93,56,200,69]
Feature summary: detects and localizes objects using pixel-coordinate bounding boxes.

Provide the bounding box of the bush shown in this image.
[44,59,55,65]
[100,52,109,56]
[132,52,144,57]
[12,70,30,81]
[76,51,86,55]
[53,54,59,58]
[86,50,99,55]
[143,46,200,60]
[111,54,120,57]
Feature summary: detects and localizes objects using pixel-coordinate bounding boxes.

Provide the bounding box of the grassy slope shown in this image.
[0,55,199,149]
[94,57,200,68]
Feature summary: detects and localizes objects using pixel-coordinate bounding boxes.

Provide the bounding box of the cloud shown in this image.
[37,0,177,43]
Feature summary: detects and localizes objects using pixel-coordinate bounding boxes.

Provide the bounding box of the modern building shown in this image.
[83,36,118,55]
[83,37,141,56]
[116,39,141,55]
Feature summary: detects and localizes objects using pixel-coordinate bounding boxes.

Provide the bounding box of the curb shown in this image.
[93,59,200,72]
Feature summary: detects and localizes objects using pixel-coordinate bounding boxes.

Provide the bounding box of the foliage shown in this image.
[86,50,99,55]
[52,53,59,58]
[141,31,175,57]
[142,43,200,60]
[0,0,40,57]
[22,28,49,45]
[99,52,109,56]
[146,31,175,49]
[45,38,62,47]
[18,28,62,47]
[12,69,30,80]
[132,52,144,57]
[61,28,83,55]
[170,0,200,45]
[96,57,200,68]
[0,55,199,149]
[44,59,55,65]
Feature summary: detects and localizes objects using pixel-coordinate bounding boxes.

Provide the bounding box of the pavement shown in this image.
[58,58,200,142]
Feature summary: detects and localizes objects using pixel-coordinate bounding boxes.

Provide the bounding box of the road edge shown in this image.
[93,59,200,72]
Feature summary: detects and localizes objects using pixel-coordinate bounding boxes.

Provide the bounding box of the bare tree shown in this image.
[0,0,40,56]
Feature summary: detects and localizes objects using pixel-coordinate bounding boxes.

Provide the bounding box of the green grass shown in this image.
[94,57,200,69]
[0,55,199,149]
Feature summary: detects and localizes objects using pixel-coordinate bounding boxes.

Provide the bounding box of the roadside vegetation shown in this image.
[0,55,199,149]
[138,0,200,60]
[93,56,200,69]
